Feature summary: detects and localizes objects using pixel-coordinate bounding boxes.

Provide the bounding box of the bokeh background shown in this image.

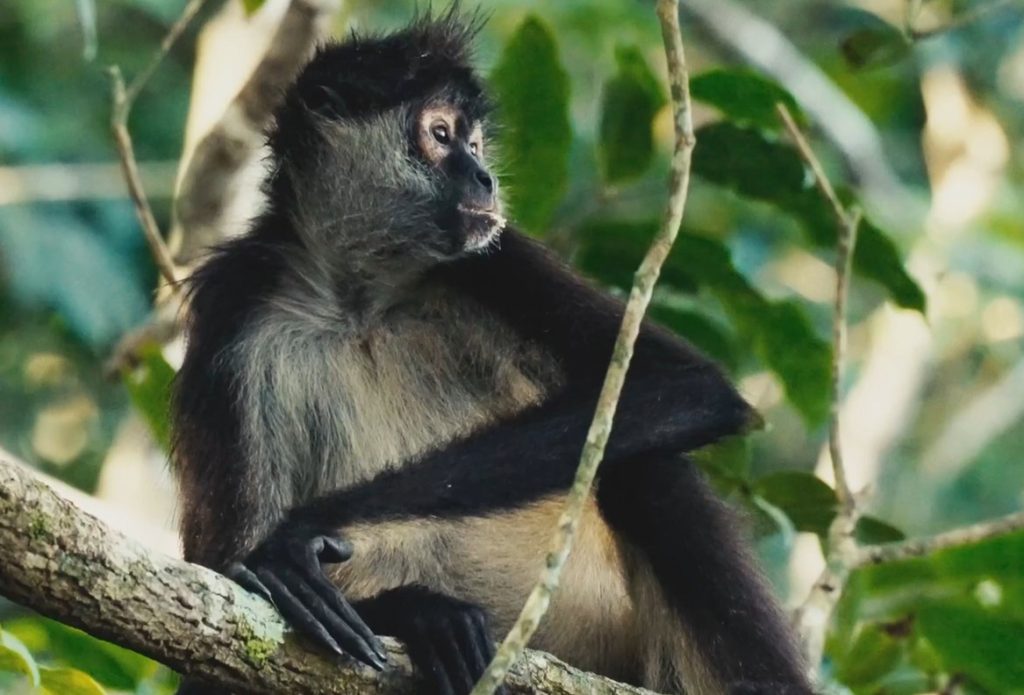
[1,0,1023,693]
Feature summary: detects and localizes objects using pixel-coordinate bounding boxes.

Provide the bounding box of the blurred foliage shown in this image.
[1,0,1024,692]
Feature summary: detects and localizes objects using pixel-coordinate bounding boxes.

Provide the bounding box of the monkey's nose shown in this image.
[475,169,493,193]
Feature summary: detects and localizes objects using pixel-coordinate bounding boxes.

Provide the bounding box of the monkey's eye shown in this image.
[469,141,479,157]
[431,123,451,145]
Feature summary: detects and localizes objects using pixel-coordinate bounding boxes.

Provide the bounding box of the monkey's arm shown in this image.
[172,238,387,670]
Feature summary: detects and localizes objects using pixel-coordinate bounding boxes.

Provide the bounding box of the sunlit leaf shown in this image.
[918,600,1024,692]
[40,667,107,695]
[598,45,666,184]
[834,621,907,687]
[751,301,831,424]
[491,16,572,234]
[691,68,804,131]
[241,0,267,16]
[0,629,40,685]
[754,471,837,535]
[122,345,175,451]
[36,619,157,689]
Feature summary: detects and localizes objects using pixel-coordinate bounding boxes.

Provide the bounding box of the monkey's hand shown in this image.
[226,523,388,671]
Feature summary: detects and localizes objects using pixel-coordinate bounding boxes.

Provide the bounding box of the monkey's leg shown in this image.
[329,496,642,693]
[597,454,812,695]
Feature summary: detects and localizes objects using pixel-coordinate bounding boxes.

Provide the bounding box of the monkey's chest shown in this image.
[318,313,560,489]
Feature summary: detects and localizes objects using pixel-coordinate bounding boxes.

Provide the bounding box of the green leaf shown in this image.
[786,189,927,312]
[598,45,666,184]
[0,629,40,685]
[753,471,837,536]
[692,122,806,202]
[854,218,927,312]
[40,667,107,695]
[918,601,1024,693]
[648,305,738,371]
[834,622,906,687]
[693,437,751,488]
[122,345,175,451]
[37,619,157,689]
[856,515,906,545]
[693,122,926,313]
[690,68,804,132]
[751,301,832,424]
[491,16,572,234]
[576,221,832,424]
[838,10,911,70]
[240,0,267,16]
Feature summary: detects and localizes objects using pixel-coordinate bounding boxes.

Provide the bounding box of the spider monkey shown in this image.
[172,8,812,695]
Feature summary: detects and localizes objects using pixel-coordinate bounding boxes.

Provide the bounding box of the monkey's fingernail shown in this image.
[367,651,387,671]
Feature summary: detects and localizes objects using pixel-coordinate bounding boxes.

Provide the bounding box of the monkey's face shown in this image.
[415,103,506,254]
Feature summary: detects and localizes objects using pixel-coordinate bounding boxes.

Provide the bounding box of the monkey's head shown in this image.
[267,8,505,269]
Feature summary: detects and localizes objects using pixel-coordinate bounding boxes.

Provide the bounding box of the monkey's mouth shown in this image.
[458,205,506,251]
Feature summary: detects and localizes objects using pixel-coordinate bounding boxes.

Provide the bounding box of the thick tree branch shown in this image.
[0,457,655,695]
[469,2,695,693]
[170,0,339,265]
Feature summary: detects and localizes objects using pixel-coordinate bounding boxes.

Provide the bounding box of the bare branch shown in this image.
[171,0,340,265]
[108,66,181,287]
[124,0,212,109]
[107,0,214,288]
[777,103,863,673]
[855,510,1024,567]
[0,457,657,695]
[776,103,860,511]
[469,2,696,693]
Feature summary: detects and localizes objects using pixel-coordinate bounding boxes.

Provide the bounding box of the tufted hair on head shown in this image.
[269,4,490,158]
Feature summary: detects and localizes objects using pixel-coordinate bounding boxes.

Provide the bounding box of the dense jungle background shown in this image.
[1,0,1023,693]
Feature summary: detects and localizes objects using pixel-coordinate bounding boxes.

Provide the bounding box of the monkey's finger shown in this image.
[279,566,386,671]
[319,536,354,563]
[409,638,456,695]
[303,558,387,660]
[468,617,506,695]
[462,613,492,682]
[433,621,477,693]
[256,568,347,660]
[225,562,274,605]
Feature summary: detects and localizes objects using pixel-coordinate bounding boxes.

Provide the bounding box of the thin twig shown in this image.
[125,0,212,108]
[468,2,695,693]
[855,510,1024,567]
[109,66,180,287]
[107,0,211,288]
[776,102,859,510]
[777,102,863,674]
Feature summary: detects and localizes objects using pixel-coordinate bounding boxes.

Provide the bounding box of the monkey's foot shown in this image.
[355,585,506,695]
[226,526,388,671]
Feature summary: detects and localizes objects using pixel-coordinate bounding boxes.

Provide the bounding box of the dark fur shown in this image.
[172,9,812,695]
